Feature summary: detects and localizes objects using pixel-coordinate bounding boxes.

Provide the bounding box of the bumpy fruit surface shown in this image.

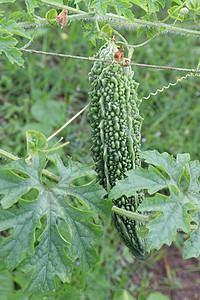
[88,43,146,259]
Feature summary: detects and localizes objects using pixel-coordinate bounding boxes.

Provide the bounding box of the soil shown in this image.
[131,244,200,300]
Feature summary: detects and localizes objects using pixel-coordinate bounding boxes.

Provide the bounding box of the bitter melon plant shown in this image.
[88,43,146,259]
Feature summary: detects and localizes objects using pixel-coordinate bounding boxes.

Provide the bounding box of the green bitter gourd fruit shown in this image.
[88,43,146,260]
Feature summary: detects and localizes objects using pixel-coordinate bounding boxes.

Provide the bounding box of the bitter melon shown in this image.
[88,43,146,259]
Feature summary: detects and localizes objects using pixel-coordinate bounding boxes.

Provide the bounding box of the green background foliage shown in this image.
[0,0,200,299]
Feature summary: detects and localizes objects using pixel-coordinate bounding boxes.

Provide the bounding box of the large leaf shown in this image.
[0,271,13,300]
[139,188,195,250]
[109,150,190,200]
[185,160,200,208]
[0,155,111,291]
[109,150,200,256]
[183,211,200,259]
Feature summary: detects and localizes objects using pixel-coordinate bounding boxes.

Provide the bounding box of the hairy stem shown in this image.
[18,10,200,37]
[101,13,200,37]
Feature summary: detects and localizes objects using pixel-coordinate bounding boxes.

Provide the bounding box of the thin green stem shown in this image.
[45,141,70,152]
[47,103,89,142]
[104,13,200,37]
[95,15,100,32]
[21,28,36,49]
[112,206,150,222]
[112,28,129,50]
[129,35,157,48]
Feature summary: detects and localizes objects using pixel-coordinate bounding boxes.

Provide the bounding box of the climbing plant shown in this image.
[0,0,200,297]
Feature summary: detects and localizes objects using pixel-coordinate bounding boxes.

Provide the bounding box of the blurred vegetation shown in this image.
[0,1,200,299]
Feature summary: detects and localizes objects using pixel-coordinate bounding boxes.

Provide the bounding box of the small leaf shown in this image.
[91,0,108,16]
[0,18,31,38]
[186,0,200,12]
[172,0,182,5]
[98,24,112,38]
[130,0,147,11]
[26,130,48,156]
[8,11,25,21]
[112,0,135,22]
[0,36,24,66]
[25,0,42,14]
[46,9,58,23]
[146,0,165,14]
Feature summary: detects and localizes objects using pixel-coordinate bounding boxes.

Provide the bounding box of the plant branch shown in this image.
[17,10,200,38]
[103,13,200,37]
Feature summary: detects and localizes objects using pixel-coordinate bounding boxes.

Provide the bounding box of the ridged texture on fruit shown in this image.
[88,43,146,259]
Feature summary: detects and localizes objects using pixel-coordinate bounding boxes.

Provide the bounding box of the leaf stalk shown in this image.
[112,206,150,222]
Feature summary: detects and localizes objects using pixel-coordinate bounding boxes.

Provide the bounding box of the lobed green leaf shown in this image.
[0,35,24,65]
[25,0,42,14]
[0,18,31,38]
[109,150,200,256]
[0,155,111,291]
[183,211,200,259]
[139,189,195,250]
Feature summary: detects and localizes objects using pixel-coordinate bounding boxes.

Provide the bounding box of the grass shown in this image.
[0,1,200,299]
